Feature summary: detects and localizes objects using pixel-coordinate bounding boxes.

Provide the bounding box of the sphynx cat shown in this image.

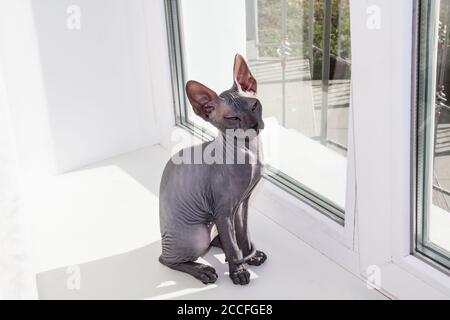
[159,54,266,285]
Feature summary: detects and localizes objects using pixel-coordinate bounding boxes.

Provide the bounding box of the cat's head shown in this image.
[186,54,264,135]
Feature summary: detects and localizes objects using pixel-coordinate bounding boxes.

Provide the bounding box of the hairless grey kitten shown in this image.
[159,54,266,286]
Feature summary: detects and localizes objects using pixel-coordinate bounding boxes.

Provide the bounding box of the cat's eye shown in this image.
[224,116,240,121]
[252,101,259,112]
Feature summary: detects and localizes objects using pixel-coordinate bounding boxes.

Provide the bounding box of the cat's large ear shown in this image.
[233,54,257,94]
[186,80,219,120]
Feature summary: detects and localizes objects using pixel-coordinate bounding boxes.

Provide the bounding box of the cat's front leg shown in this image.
[234,199,267,266]
[215,213,251,285]
[234,198,251,255]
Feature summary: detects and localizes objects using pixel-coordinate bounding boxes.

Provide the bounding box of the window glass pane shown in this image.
[170,0,351,222]
[416,0,450,269]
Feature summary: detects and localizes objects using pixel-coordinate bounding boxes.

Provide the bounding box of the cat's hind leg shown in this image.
[159,224,218,284]
[158,258,218,284]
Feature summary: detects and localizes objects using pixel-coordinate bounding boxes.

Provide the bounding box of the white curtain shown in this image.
[0,65,37,299]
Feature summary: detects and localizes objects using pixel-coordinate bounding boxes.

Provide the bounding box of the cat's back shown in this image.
[160,142,212,195]
[159,143,215,226]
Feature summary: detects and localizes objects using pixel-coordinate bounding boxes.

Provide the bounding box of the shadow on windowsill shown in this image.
[36,241,238,300]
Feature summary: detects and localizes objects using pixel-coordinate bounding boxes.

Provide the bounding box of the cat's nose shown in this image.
[250,123,259,131]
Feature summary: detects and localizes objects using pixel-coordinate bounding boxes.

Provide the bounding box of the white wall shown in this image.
[0,0,172,299]
[0,48,37,300]
[0,0,57,183]
[0,0,160,177]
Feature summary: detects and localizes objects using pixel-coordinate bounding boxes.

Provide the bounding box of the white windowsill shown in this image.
[28,144,386,299]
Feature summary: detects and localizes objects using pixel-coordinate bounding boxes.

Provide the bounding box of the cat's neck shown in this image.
[213,132,263,164]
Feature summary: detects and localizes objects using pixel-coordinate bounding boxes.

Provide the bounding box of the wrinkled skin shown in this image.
[159,54,267,285]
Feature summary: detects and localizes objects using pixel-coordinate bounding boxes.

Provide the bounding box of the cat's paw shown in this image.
[194,264,218,285]
[246,250,267,266]
[229,266,251,285]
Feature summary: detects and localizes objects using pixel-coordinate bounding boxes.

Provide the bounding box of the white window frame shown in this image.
[146,0,450,298]
[350,0,448,298]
